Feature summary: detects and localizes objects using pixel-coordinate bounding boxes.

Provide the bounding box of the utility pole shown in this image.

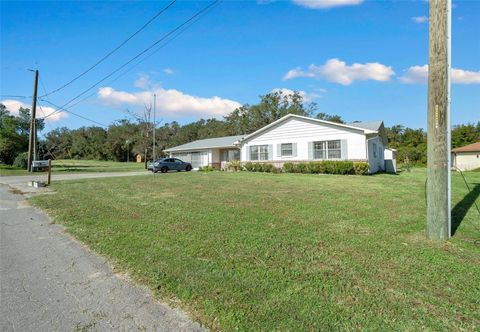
[153,94,156,162]
[427,0,451,240]
[27,69,39,172]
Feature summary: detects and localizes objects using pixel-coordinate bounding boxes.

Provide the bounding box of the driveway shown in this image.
[0,184,204,331]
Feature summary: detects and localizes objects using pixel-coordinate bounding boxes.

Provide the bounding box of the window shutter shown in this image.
[292,143,297,157]
[308,142,313,160]
[268,145,273,160]
[341,139,348,160]
[248,146,252,161]
[277,144,281,158]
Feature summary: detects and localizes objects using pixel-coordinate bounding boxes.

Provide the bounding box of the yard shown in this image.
[0,159,145,176]
[30,169,480,330]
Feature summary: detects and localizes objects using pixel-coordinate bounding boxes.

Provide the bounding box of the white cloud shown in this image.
[134,74,153,89]
[412,16,428,23]
[163,68,174,75]
[293,0,363,9]
[97,86,242,118]
[271,88,322,102]
[0,99,67,123]
[283,58,395,85]
[399,65,480,84]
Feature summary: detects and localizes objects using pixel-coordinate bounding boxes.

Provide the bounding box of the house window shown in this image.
[328,140,341,159]
[313,140,341,159]
[250,145,269,161]
[314,141,327,159]
[373,143,377,158]
[281,143,293,157]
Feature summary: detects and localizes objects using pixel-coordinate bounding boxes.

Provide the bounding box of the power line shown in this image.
[43,0,220,120]
[41,99,108,128]
[40,0,177,98]
[0,95,28,99]
[56,1,222,113]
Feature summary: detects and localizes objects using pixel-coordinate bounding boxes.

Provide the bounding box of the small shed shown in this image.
[136,154,142,163]
[384,148,397,173]
[452,142,480,171]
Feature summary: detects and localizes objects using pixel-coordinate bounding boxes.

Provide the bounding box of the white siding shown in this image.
[240,117,368,162]
[453,152,480,171]
[367,136,385,173]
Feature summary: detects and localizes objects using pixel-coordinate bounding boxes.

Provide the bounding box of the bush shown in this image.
[283,162,296,173]
[198,165,214,172]
[13,152,28,169]
[243,162,277,173]
[353,162,369,175]
[282,160,367,175]
[227,159,241,172]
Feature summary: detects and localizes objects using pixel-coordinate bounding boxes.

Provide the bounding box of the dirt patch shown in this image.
[8,187,26,195]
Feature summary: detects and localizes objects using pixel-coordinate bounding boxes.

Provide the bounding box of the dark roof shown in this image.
[452,142,480,153]
[164,135,244,152]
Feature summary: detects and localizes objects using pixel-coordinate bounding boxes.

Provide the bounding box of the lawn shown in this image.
[30,169,480,330]
[0,159,145,176]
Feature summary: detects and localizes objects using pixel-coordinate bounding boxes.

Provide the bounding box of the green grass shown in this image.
[0,159,145,176]
[30,169,480,330]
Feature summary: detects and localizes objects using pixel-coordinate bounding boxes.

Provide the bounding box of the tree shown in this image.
[451,122,480,148]
[225,90,317,135]
[0,104,44,165]
[316,112,345,124]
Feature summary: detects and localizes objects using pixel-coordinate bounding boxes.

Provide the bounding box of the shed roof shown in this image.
[452,141,480,153]
[164,135,244,152]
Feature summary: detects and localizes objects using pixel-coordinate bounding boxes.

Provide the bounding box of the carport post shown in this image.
[426,0,451,240]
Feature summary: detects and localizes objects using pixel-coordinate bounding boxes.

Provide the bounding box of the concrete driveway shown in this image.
[0,180,204,331]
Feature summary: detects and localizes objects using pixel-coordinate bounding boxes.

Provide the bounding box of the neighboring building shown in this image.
[136,154,142,163]
[164,114,390,173]
[452,142,480,171]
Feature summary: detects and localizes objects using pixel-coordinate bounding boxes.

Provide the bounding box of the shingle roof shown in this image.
[452,141,480,153]
[347,121,384,131]
[164,135,244,152]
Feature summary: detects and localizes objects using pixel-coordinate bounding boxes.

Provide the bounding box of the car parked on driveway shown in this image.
[152,158,192,173]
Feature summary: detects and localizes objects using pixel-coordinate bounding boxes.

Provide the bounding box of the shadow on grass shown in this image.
[451,183,480,236]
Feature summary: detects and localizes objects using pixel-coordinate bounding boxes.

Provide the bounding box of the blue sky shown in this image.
[1,0,479,133]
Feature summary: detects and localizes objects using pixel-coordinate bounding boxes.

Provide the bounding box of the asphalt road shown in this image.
[0,183,204,331]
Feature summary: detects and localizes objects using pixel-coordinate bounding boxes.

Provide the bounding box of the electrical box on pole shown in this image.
[427,0,451,240]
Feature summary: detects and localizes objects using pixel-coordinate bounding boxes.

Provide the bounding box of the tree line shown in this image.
[1,91,479,167]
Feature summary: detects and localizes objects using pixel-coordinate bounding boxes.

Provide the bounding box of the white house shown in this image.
[164,114,390,173]
[452,142,480,171]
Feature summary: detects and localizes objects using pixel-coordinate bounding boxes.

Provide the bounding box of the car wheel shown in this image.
[185,165,192,171]
[161,166,168,173]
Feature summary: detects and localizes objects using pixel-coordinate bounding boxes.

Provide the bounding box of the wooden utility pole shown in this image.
[153,94,156,162]
[427,0,451,240]
[27,69,39,172]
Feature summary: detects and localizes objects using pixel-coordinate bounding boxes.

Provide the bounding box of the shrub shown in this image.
[283,162,296,173]
[243,162,276,173]
[243,162,254,172]
[353,162,369,175]
[199,165,214,172]
[283,160,367,175]
[262,163,274,173]
[227,159,241,172]
[13,152,28,169]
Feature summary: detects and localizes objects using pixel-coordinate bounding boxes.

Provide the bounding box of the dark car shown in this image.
[152,158,192,173]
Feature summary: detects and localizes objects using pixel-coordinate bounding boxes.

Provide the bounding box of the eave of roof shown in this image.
[239,114,378,143]
[164,135,244,152]
[452,141,480,153]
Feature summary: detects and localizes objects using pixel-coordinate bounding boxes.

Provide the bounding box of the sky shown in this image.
[1,0,479,134]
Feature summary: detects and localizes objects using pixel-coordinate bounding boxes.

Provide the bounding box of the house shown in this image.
[452,142,480,171]
[164,114,391,173]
